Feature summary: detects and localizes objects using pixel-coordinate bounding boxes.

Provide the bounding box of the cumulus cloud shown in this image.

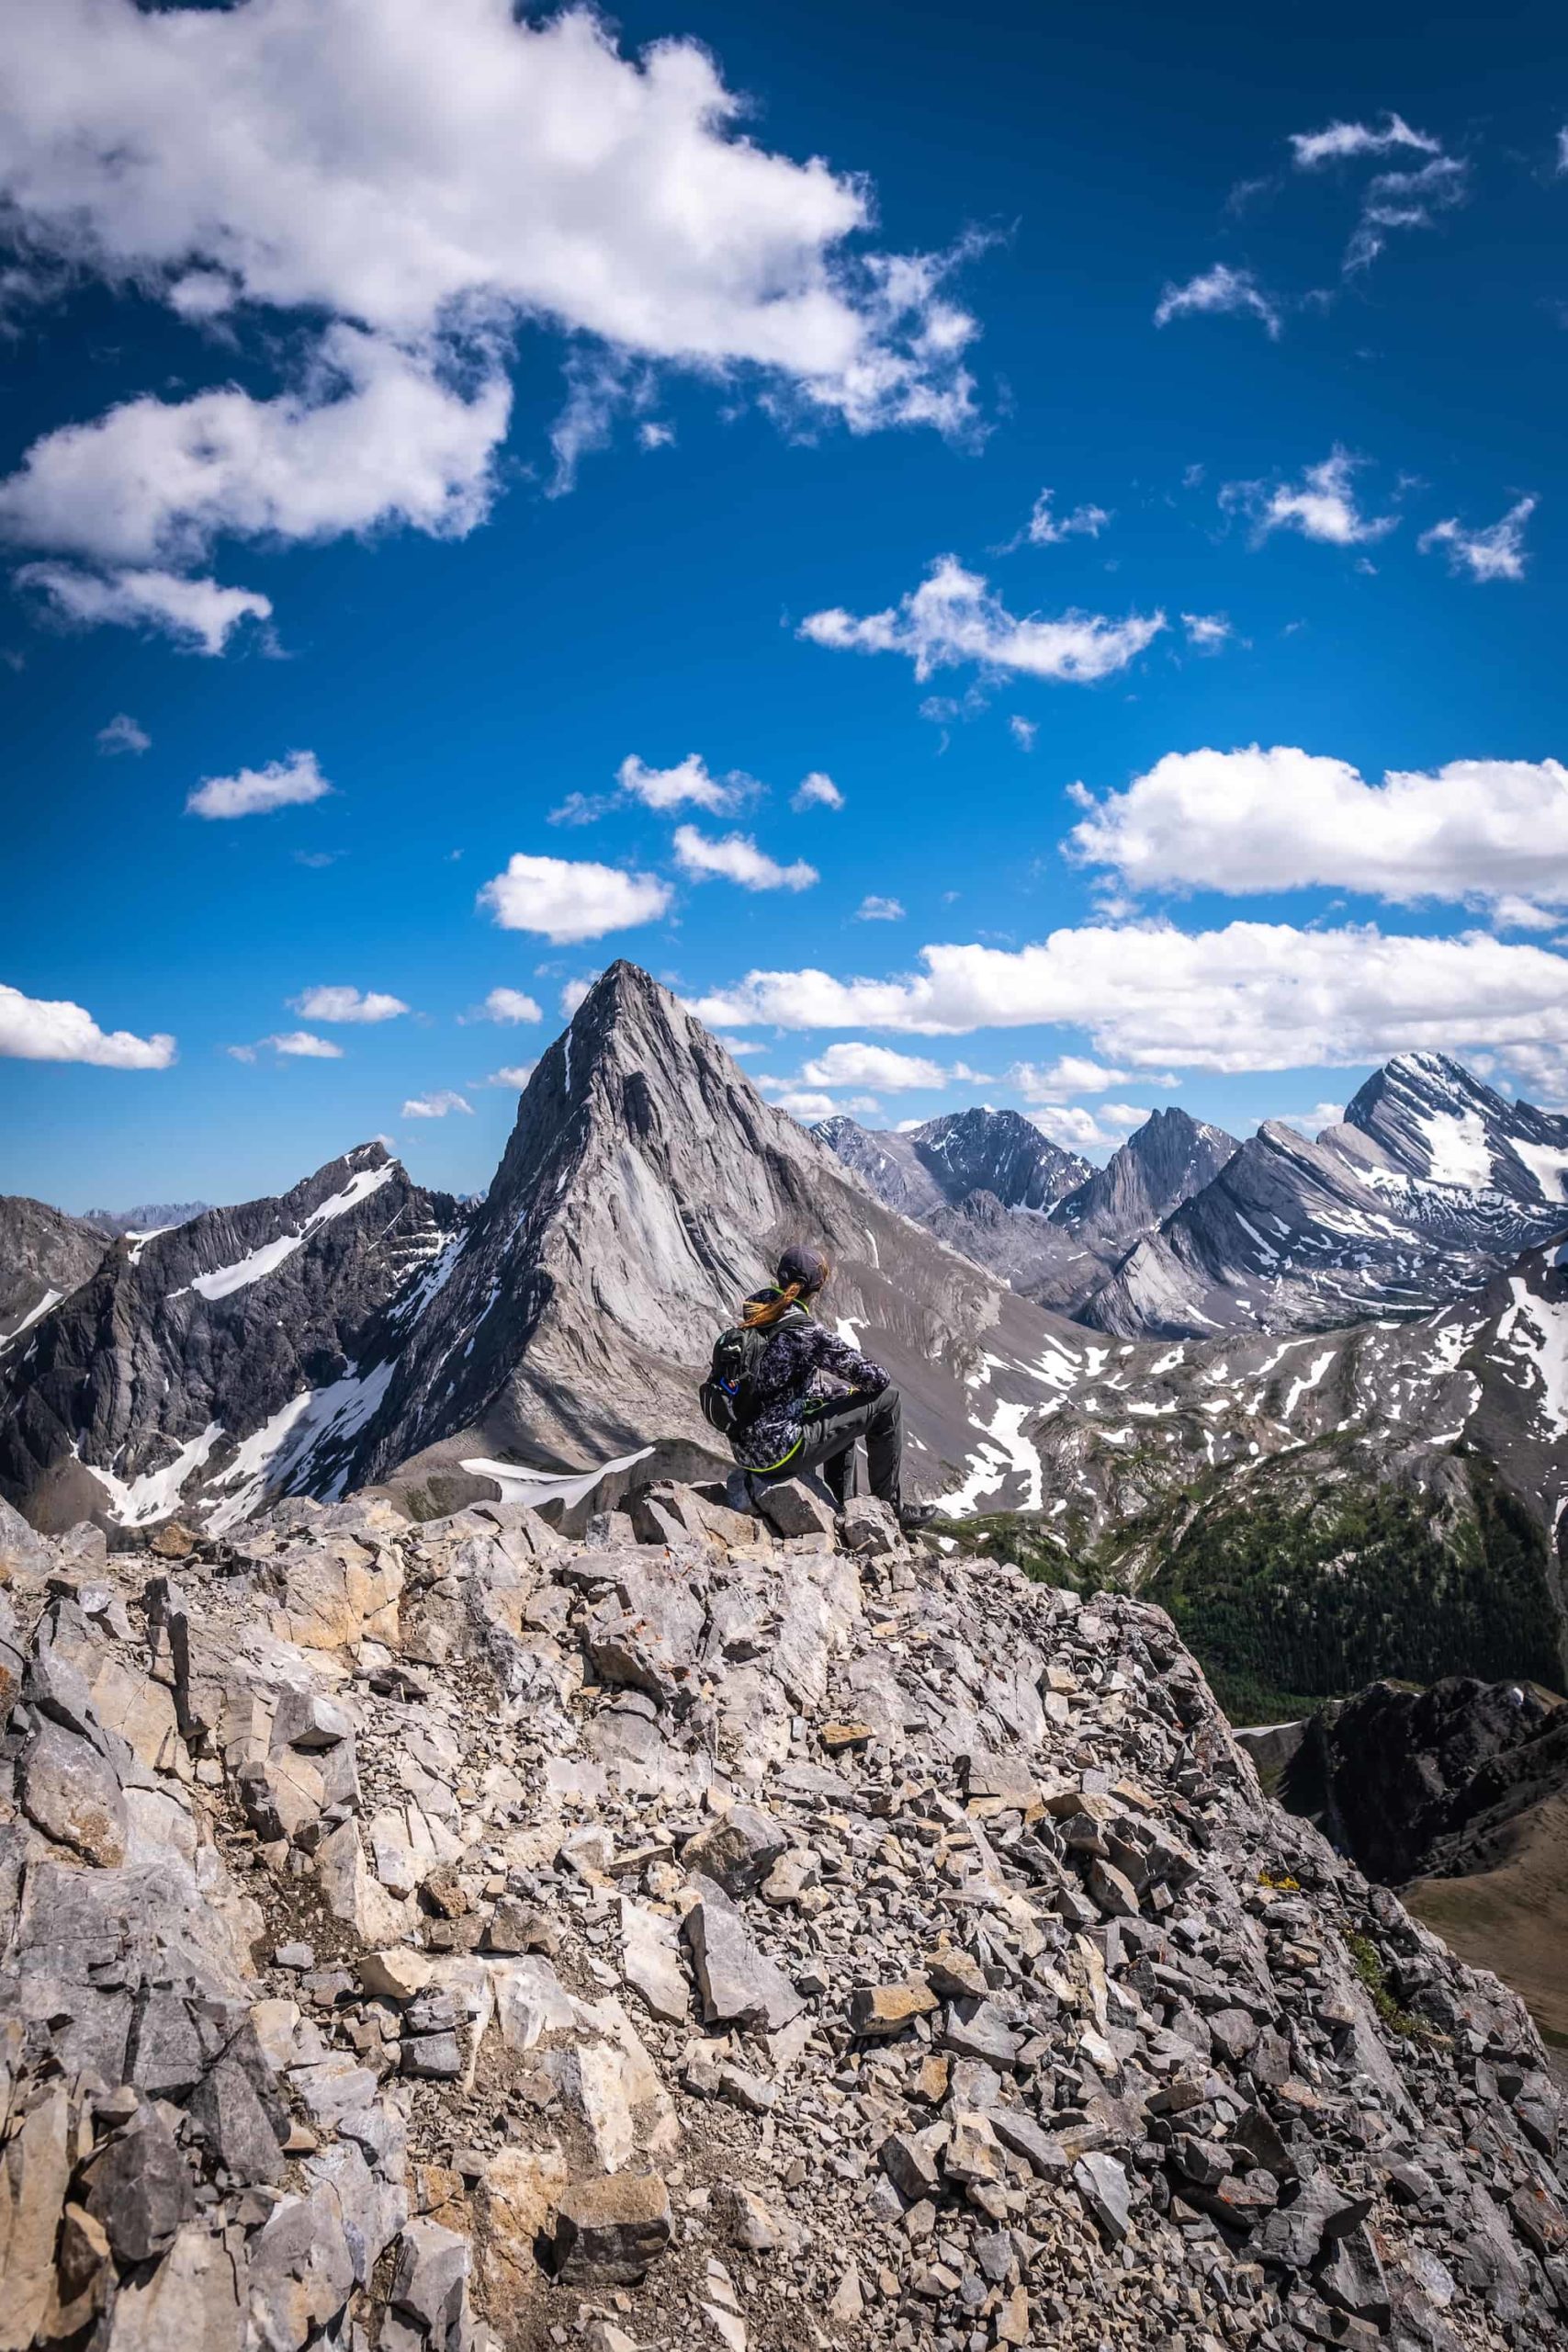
[1067,745,1568,914]
[478,854,671,944]
[559,975,600,1019]
[618,753,749,814]
[18,563,272,654]
[481,1063,536,1089]
[798,1042,952,1091]
[473,987,543,1024]
[264,1031,343,1059]
[672,827,817,891]
[686,919,1568,1074]
[1010,717,1037,751]
[402,1090,472,1116]
[288,985,408,1023]
[1031,1101,1151,1151]
[1008,1055,1156,1101]
[801,557,1165,686]
[0,329,508,577]
[0,981,175,1068]
[1419,495,1537,582]
[186,751,332,820]
[1277,1100,1353,1137]
[1181,612,1233,650]
[96,712,149,754]
[1154,264,1280,338]
[758,1079,882,1121]
[1021,490,1111,545]
[856,895,906,922]
[1504,1042,1568,1109]
[1223,447,1395,548]
[0,0,980,468]
[792,771,844,812]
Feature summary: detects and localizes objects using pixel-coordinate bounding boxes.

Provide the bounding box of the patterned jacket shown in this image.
[729,1294,891,1472]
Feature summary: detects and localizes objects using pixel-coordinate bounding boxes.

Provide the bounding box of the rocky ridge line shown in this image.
[0,1480,1562,2351]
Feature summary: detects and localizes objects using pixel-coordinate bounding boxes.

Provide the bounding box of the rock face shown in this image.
[1085,1054,1568,1340]
[0,1143,462,1532]
[0,1488,1563,2350]
[1280,1675,1568,2041]
[820,1107,1238,1318]
[0,1194,109,1345]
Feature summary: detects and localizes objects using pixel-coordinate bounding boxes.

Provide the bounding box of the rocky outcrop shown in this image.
[0,1195,110,1345]
[0,1144,462,1532]
[0,1485,1563,2349]
[910,1108,1089,1213]
[1054,1107,1239,1246]
[1281,1676,1568,2041]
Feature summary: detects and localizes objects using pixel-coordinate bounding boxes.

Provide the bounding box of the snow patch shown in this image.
[1,1287,63,1349]
[1413,1105,1494,1190]
[85,1422,223,1526]
[460,1445,655,1514]
[1511,1136,1568,1204]
[175,1162,397,1302]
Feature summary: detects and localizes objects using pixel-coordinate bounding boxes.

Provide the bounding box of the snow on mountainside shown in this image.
[1086,1055,1568,1340]
[0,1143,462,1532]
[0,1195,112,1345]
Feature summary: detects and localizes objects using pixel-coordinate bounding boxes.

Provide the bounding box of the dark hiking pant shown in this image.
[789,1385,904,1511]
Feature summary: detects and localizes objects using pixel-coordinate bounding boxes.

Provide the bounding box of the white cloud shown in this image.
[1181,612,1233,650]
[687,919,1568,1074]
[1504,1042,1568,1109]
[1277,1101,1351,1136]
[1009,1055,1141,1101]
[1490,896,1561,933]
[265,1031,344,1059]
[618,753,748,814]
[186,750,332,820]
[792,770,844,812]
[0,980,175,1069]
[1418,495,1537,583]
[0,0,978,435]
[672,826,817,892]
[481,1063,536,1088]
[1345,156,1468,274]
[1558,127,1568,177]
[801,556,1165,685]
[547,793,609,828]
[476,986,544,1024]
[1030,1101,1149,1151]
[856,895,906,922]
[402,1090,472,1117]
[1067,744,1568,912]
[18,563,272,654]
[1289,114,1442,170]
[1154,265,1280,339]
[1023,490,1111,545]
[288,985,408,1023]
[96,711,150,754]
[1224,447,1395,548]
[479,854,671,944]
[799,1042,951,1091]
[758,1079,882,1121]
[639,421,675,450]
[1285,114,1464,274]
[560,976,600,1019]
[0,329,508,577]
[1010,717,1037,751]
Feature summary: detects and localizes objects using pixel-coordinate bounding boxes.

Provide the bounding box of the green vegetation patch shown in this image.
[1344,1930,1446,2044]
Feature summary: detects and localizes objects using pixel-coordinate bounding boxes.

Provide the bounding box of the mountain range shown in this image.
[3,963,1565,1722]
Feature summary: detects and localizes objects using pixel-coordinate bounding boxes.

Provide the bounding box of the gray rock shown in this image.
[680,1804,788,1895]
[1258,2175,1371,2273]
[82,2109,194,2263]
[389,2218,469,2341]
[20,1720,127,1865]
[684,1875,805,2030]
[938,1999,1021,2069]
[187,2052,288,2187]
[1072,2151,1131,2245]
[752,1478,839,1540]
[1316,2220,1393,2328]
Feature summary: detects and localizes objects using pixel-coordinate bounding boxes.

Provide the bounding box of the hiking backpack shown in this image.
[699,1323,772,1437]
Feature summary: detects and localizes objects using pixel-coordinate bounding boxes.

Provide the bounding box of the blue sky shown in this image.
[4,0,1568,1209]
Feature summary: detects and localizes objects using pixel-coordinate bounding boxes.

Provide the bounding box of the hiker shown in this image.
[705,1242,935,1530]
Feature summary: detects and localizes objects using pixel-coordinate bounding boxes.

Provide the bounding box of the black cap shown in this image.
[777,1242,829,1295]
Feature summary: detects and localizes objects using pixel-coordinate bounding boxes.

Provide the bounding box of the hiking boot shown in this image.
[723,1468,759,1517]
[897,1502,938,1532]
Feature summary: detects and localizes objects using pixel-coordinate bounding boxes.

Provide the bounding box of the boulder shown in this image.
[549,2172,672,2286]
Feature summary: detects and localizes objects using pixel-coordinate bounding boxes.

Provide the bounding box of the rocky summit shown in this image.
[0,1477,1564,2352]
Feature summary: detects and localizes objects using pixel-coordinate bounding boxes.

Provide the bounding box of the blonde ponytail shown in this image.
[741,1280,804,1329]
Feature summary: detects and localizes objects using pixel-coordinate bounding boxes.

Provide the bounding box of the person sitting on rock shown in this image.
[726,1243,935,1530]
